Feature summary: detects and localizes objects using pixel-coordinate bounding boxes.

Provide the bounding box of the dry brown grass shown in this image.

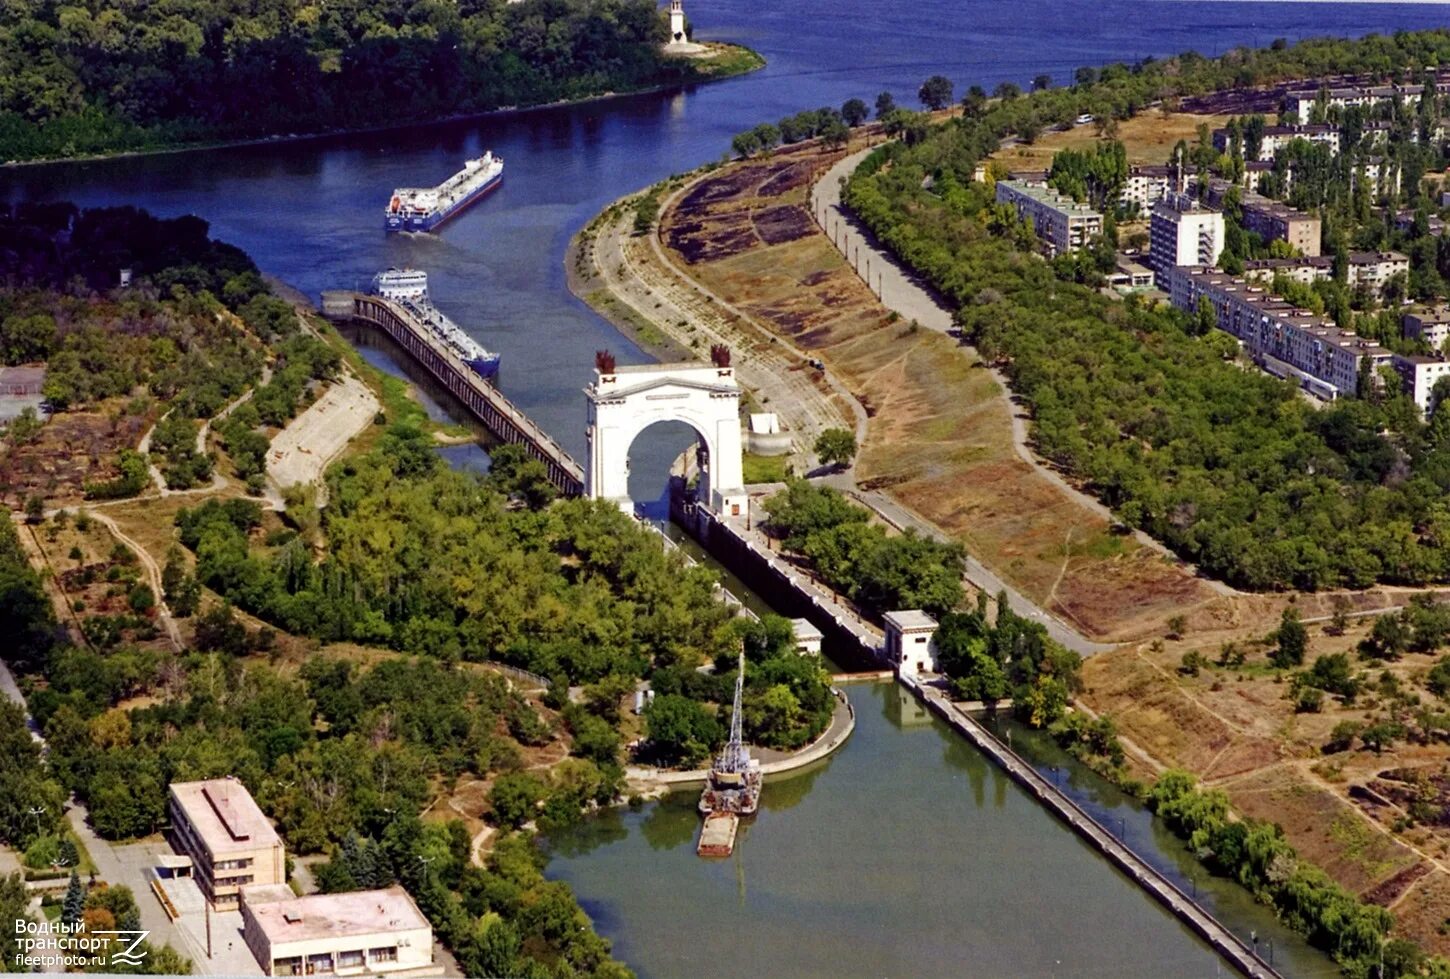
[990,109,1233,171]
[659,143,1218,641]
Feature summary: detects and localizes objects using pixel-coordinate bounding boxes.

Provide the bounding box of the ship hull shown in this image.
[466,354,501,381]
[384,171,503,233]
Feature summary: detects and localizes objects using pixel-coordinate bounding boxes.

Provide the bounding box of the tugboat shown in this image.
[697,651,760,857]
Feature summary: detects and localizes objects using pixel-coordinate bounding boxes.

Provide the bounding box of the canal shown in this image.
[8,1,1450,974]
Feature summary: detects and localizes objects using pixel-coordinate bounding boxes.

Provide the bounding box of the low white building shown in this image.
[240,884,436,978]
[790,618,823,656]
[884,610,938,678]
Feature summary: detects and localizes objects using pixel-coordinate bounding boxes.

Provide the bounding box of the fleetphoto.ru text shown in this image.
[12,918,147,970]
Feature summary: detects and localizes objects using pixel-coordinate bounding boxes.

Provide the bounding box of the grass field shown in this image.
[990,109,1233,171]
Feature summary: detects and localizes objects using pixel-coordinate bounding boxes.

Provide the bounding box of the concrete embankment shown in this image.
[670,490,885,669]
[899,674,1283,979]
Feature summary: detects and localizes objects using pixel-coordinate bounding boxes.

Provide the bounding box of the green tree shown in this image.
[1271,607,1308,668]
[61,869,84,926]
[918,75,954,111]
[841,98,869,127]
[813,427,857,469]
[644,694,721,767]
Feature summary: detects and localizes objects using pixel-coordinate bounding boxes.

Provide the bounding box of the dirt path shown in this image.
[86,510,183,652]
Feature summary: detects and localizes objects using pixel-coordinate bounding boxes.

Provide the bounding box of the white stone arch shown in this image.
[586,358,746,516]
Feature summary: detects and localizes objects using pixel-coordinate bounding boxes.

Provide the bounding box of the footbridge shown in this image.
[321,291,584,495]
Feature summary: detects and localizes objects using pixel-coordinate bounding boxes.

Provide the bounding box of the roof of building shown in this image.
[884,610,937,632]
[243,885,429,946]
[749,412,780,435]
[997,179,1102,218]
[1405,306,1450,324]
[169,778,281,856]
[790,618,824,641]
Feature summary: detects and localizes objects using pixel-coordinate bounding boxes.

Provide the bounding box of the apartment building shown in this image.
[1393,355,1450,414]
[1287,83,1427,124]
[1241,251,1407,296]
[1403,307,1450,350]
[1203,180,1321,257]
[1163,265,1392,400]
[1149,192,1224,283]
[1351,157,1401,197]
[240,884,436,978]
[168,778,285,908]
[1120,165,1175,212]
[994,180,1103,256]
[1214,124,1342,162]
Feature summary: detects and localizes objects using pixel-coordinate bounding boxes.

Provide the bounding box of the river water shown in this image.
[7,2,1450,974]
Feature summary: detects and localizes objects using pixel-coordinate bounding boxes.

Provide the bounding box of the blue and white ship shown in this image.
[384,152,504,233]
[371,268,501,381]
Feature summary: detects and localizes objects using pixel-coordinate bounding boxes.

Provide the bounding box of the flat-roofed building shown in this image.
[1204,179,1321,257]
[1215,124,1340,162]
[1149,192,1224,283]
[1288,83,1426,124]
[1393,355,1450,414]
[168,778,285,908]
[994,180,1102,257]
[884,610,939,678]
[1164,265,1393,400]
[790,618,823,656]
[1108,259,1155,293]
[240,885,436,978]
[1405,307,1450,351]
[1242,251,1407,297]
[1120,165,1175,212]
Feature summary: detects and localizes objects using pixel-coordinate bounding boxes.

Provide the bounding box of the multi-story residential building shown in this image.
[168,778,285,909]
[1243,251,1406,295]
[1396,210,1448,238]
[1203,180,1321,257]
[1214,124,1340,161]
[1393,355,1450,414]
[1403,307,1450,350]
[1149,192,1224,283]
[1287,83,1426,124]
[1241,160,1277,194]
[1120,165,1175,212]
[1351,156,1401,197]
[994,180,1103,256]
[240,884,436,978]
[1163,265,1392,400]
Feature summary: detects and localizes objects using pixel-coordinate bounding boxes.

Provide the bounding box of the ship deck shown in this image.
[696,812,739,857]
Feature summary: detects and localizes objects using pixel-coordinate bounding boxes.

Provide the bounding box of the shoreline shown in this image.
[2,43,764,170]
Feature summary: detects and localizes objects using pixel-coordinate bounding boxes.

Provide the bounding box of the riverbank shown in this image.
[2,43,764,168]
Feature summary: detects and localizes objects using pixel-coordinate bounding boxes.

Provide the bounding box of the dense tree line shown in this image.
[1150,770,1450,978]
[842,36,1450,591]
[0,0,728,161]
[933,593,1080,727]
[762,479,964,615]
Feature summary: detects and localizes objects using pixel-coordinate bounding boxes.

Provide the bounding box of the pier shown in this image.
[320,291,584,495]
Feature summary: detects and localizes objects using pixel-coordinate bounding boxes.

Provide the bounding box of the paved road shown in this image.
[811,149,1236,598]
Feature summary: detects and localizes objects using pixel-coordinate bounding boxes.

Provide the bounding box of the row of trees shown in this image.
[0,0,721,161]
[762,479,964,616]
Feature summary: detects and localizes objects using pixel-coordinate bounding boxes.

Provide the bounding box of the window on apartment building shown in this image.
[370,947,398,963]
[308,954,335,974]
[337,950,365,968]
[272,958,303,977]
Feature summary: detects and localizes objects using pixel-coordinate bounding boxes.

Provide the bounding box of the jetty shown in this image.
[320,291,584,495]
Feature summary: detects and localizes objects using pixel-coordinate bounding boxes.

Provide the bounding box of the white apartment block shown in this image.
[1120,165,1174,212]
[1394,355,1450,414]
[1214,124,1340,162]
[1288,83,1427,125]
[994,180,1103,256]
[1164,266,1393,400]
[240,884,437,978]
[1241,251,1407,297]
[1352,157,1401,197]
[1149,193,1224,283]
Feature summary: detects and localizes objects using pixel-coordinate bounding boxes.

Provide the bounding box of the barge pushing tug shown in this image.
[384,153,503,232]
[370,268,501,381]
